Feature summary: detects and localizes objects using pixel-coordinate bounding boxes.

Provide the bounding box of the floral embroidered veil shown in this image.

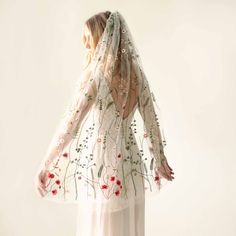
[34,10,170,212]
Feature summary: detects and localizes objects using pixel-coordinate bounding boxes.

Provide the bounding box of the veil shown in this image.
[34,10,170,212]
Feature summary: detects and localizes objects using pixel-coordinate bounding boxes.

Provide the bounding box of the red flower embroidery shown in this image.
[116,179,121,185]
[110,176,115,181]
[55,179,60,185]
[120,185,123,189]
[115,190,120,196]
[47,172,55,178]
[101,184,108,189]
[154,175,160,181]
[144,133,148,138]
[52,189,57,195]
[63,152,68,158]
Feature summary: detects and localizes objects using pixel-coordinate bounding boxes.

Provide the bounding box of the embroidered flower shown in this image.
[116,179,121,185]
[154,175,160,181]
[47,172,55,178]
[51,189,57,195]
[63,152,68,158]
[110,176,115,181]
[101,184,108,189]
[55,179,60,185]
[59,138,65,143]
[120,185,123,189]
[114,190,120,196]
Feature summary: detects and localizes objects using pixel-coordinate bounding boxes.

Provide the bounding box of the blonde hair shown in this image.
[81,11,111,71]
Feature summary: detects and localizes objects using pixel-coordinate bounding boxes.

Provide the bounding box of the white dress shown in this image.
[76,195,145,236]
[35,63,168,236]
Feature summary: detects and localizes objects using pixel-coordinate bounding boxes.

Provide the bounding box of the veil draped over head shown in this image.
[35,10,170,212]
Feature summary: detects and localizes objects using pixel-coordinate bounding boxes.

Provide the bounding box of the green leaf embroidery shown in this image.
[144,163,148,173]
[106,101,113,109]
[91,168,94,180]
[150,158,154,170]
[98,164,103,178]
[144,97,149,107]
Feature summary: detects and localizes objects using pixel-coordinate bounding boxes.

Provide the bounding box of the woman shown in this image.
[34,10,174,236]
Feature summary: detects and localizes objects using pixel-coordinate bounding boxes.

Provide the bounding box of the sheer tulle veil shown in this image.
[34,10,171,213]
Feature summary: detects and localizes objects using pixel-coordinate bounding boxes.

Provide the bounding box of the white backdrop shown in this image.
[1,0,236,235]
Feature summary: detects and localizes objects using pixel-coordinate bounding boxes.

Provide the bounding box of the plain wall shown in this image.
[1,0,236,235]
